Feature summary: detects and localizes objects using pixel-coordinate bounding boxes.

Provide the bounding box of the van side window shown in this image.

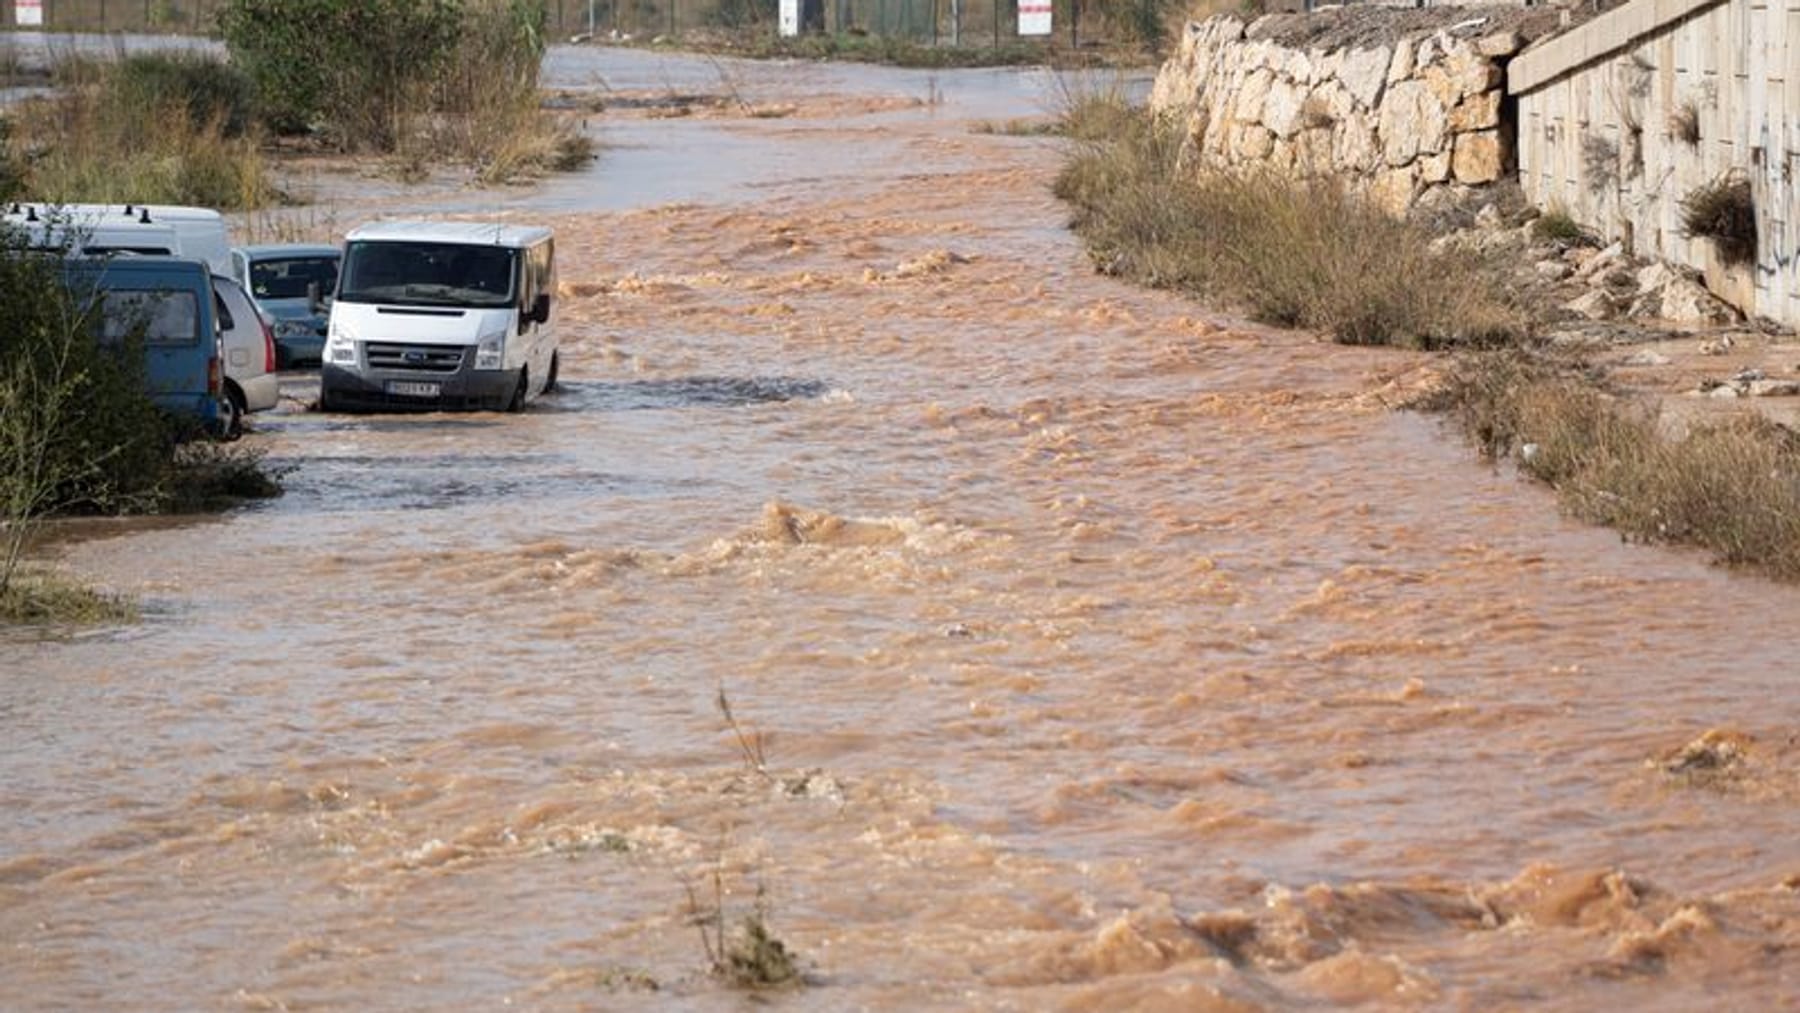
[523,240,552,309]
[101,290,200,346]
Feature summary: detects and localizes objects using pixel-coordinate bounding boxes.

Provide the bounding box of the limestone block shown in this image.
[1296,127,1335,176]
[1387,40,1415,85]
[1268,137,1297,174]
[1233,67,1274,124]
[1313,79,1355,125]
[1418,150,1452,183]
[1233,123,1275,161]
[1379,79,1449,166]
[1369,165,1419,214]
[1333,109,1381,173]
[1306,48,1329,85]
[1446,51,1502,96]
[1313,49,1342,85]
[1476,30,1522,57]
[1263,77,1308,139]
[1448,91,1501,133]
[1283,48,1312,84]
[1340,45,1392,110]
[1420,64,1461,108]
[1452,129,1505,183]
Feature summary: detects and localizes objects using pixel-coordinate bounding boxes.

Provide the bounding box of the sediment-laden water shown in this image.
[3,46,1796,1011]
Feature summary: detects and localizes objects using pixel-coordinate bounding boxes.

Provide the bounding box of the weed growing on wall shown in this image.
[1679,172,1756,267]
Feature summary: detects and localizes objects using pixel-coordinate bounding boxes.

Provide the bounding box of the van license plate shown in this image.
[387,380,440,398]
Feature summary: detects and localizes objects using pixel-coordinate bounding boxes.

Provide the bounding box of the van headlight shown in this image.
[325,321,358,365]
[475,332,505,370]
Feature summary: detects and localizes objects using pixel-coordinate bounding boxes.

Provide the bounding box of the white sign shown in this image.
[779,0,798,36]
[1018,0,1051,36]
[16,0,43,27]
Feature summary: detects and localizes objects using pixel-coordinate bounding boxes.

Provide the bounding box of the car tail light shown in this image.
[259,312,277,373]
[209,355,222,395]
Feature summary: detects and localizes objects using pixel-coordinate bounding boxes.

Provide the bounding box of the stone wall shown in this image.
[1149,10,1544,213]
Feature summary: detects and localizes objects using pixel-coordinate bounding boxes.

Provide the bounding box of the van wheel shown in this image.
[506,367,528,413]
[544,351,560,393]
[218,384,244,441]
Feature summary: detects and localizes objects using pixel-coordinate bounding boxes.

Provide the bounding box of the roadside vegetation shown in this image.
[0,0,593,203]
[5,50,273,209]
[220,0,593,182]
[1432,352,1800,577]
[1056,93,1800,581]
[1054,94,1527,348]
[0,228,280,625]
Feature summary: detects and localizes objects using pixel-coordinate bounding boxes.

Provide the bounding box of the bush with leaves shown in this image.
[218,0,465,147]
[0,229,174,595]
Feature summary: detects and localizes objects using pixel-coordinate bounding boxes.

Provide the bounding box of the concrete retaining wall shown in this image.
[1510,0,1800,327]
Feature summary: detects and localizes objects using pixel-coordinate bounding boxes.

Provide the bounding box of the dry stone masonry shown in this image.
[1150,8,1554,213]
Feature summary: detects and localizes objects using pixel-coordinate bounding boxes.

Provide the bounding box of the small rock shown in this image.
[1565,290,1618,321]
[1731,368,1767,383]
[1660,277,1740,325]
[1748,379,1800,397]
[1622,349,1670,366]
[1635,261,1685,294]
[1708,384,1742,398]
[1535,260,1572,281]
[1474,203,1504,231]
[1575,241,1624,280]
[1698,335,1736,355]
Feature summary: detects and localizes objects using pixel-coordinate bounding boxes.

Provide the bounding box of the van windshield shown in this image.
[336,241,517,309]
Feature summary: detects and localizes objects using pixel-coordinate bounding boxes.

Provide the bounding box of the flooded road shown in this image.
[5,47,1798,1010]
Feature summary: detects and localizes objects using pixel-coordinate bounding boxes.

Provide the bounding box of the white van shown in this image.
[4,202,231,273]
[6,204,179,258]
[319,221,559,413]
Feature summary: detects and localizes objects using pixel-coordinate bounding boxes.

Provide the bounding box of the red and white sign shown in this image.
[1019,0,1052,36]
[15,0,43,27]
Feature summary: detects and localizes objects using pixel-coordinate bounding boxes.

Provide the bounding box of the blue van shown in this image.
[59,256,231,437]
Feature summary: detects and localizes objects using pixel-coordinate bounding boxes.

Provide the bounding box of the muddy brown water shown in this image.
[4,47,1799,1011]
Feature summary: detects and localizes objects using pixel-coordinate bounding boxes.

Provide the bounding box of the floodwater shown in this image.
[5,46,1799,1011]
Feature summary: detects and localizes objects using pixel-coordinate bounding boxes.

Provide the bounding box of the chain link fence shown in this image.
[2,0,1124,53]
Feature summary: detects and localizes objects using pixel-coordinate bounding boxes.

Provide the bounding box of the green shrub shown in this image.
[0,569,137,625]
[0,227,170,593]
[110,51,260,137]
[1531,207,1586,243]
[219,0,465,147]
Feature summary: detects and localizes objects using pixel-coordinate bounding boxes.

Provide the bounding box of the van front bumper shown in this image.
[320,362,520,412]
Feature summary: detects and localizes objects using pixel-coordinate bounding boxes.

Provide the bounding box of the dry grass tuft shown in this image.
[1531,206,1587,243]
[1666,101,1700,147]
[686,873,802,991]
[0,569,137,626]
[1436,350,1800,578]
[1679,172,1756,267]
[1054,96,1528,349]
[8,51,272,208]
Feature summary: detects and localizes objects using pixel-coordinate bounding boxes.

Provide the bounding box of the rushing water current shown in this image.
[4,45,1798,1011]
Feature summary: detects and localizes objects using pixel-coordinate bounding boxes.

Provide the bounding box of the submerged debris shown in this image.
[1654,729,1754,788]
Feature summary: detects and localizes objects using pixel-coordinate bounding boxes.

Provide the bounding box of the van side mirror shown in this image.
[531,292,551,324]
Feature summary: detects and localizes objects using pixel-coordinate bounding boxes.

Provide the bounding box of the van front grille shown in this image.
[366,342,466,373]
